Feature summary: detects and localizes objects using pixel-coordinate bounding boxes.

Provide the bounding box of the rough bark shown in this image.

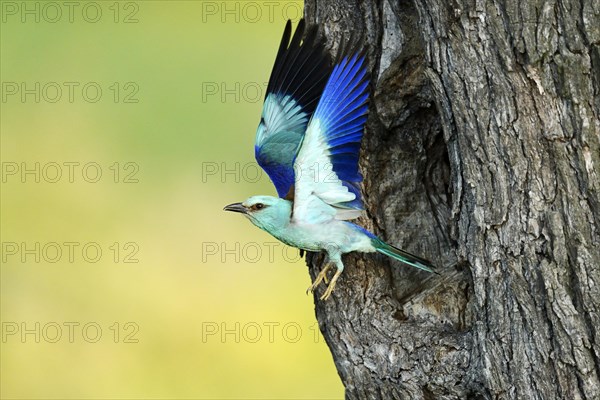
[304,0,600,398]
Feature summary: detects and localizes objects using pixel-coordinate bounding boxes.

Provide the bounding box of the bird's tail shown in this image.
[371,238,437,273]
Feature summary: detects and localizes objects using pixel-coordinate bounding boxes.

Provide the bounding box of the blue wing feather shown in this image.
[289,39,370,223]
[308,49,370,207]
[254,20,331,198]
[255,141,297,198]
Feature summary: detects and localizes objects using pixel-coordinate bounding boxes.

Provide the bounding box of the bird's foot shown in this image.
[320,270,341,301]
[306,263,332,295]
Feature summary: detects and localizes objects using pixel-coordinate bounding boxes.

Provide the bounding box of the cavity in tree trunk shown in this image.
[304,0,600,398]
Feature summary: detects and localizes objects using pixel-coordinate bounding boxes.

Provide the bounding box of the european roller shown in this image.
[224,19,435,300]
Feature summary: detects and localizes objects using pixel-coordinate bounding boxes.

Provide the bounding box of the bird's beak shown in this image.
[223,202,247,214]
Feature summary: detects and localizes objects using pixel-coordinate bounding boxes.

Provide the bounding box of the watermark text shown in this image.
[2,321,139,343]
[2,241,140,264]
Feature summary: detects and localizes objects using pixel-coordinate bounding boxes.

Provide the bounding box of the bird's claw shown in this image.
[307,263,332,295]
[319,271,341,300]
[307,263,341,300]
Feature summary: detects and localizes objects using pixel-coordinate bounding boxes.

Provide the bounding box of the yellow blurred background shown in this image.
[0,1,343,398]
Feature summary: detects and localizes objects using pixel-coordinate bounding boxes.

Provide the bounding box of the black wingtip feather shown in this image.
[265,19,332,118]
[334,32,370,84]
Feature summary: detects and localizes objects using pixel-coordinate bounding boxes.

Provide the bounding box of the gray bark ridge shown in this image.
[305,0,600,399]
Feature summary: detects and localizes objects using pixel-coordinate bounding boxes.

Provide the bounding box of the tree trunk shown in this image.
[304,0,600,398]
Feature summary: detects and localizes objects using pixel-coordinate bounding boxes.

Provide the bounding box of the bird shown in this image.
[224,19,436,300]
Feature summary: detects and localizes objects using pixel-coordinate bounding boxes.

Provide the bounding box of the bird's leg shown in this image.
[320,255,344,301]
[322,254,330,284]
[306,254,330,293]
[307,262,332,294]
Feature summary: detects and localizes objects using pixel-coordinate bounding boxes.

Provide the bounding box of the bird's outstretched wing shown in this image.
[292,41,370,224]
[255,19,331,198]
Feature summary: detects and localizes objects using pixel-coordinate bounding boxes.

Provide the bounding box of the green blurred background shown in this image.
[0,1,343,398]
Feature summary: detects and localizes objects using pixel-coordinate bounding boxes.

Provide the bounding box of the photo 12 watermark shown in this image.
[1,241,140,264]
[201,241,303,264]
[1,2,140,24]
[2,321,140,343]
[1,162,140,184]
[200,1,302,24]
[201,321,324,344]
[201,162,264,184]
[200,81,267,104]
[1,82,140,104]
[201,241,344,264]
[200,161,343,185]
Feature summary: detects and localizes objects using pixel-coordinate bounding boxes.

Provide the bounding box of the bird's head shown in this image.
[223,195,292,232]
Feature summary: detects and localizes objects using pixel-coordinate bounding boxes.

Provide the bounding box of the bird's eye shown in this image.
[255,203,264,210]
